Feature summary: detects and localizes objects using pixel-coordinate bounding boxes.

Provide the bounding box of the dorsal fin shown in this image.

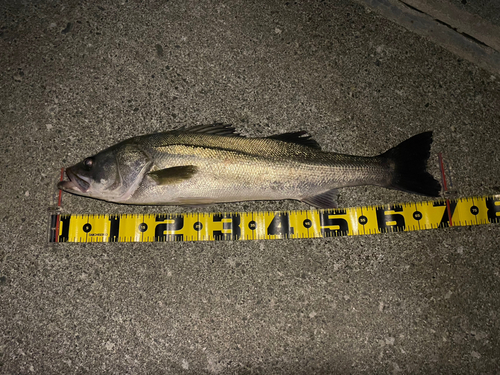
[177,123,244,137]
[267,131,321,149]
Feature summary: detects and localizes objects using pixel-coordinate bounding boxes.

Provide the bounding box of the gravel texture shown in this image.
[1,0,499,374]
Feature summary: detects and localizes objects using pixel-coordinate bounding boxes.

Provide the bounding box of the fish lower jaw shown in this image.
[57,180,82,192]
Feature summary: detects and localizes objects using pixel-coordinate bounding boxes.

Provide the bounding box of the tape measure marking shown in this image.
[48,195,500,243]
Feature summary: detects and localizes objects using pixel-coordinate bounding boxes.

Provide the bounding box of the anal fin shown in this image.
[301,189,339,209]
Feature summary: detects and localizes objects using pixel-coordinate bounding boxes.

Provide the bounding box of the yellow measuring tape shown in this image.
[49,195,499,242]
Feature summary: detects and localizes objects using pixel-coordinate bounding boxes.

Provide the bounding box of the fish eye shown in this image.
[83,157,94,169]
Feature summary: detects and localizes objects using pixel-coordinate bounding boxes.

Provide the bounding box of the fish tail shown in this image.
[381,132,441,197]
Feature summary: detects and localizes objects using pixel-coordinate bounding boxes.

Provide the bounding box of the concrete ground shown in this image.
[449,0,500,27]
[1,0,499,374]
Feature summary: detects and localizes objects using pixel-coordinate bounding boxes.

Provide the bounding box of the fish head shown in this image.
[58,142,151,202]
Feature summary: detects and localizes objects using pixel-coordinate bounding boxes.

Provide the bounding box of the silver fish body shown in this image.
[58,124,441,208]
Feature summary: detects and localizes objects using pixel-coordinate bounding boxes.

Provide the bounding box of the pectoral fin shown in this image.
[148,165,198,185]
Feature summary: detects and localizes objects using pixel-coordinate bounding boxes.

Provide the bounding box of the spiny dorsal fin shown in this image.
[148,165,198,185]
[177,123,243,137]
[267,131,321,149]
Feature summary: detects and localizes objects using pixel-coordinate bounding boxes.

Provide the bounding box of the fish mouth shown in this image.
[57,168,90,193]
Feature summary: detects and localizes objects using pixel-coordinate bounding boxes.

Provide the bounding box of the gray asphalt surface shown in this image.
[1,0,500,374]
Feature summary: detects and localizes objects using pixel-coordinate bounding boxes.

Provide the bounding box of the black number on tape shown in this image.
[486,196,500,223]
[321,209,348,237]
[108,215,120,242]
[59,215,71,242]
[376,205,405,232]
[433,200,457,228]
[154,214,184,241]
[267,213,293,237]
[213,214,241,240]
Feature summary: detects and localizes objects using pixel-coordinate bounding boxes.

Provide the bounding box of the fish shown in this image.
[57,124,441,208]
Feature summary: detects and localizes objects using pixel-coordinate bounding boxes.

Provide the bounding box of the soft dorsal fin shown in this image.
[177,123,243,137]
[148,165,198,185]
[267,131,321,149]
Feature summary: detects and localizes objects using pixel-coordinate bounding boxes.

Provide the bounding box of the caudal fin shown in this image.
[381,132,441,197]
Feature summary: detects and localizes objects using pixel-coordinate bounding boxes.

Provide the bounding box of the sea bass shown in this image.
[58,124,441,208]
